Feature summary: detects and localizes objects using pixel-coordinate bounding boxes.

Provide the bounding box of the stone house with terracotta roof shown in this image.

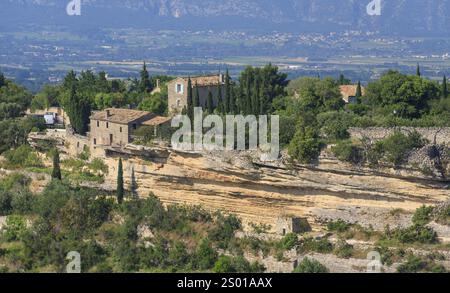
[167,74,225,114]
[339,85,366,104]
[89,108,170,148]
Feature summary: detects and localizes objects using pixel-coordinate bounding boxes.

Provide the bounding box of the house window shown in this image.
[106,122,109,129]
[96,121,99,127]
[94,138,97,145]
[120,127,122,133]
[110,134,113,144]
[133,123,137,130]
[176,83,184,94]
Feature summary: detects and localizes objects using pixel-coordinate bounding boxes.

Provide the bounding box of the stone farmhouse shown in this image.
[167,74,225,114]
[339,85,366,104]
[89,108,171,149]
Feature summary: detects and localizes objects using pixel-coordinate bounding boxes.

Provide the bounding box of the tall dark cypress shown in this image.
[356,81,362,98]
[140,61,152,93]
[442,75,448,99]
[207,91,214,114]
[229,86,236,114]
[416,64,421,77]
[245,75,252,115]
[187,77,193,120]
[0,71,5,88]
[252,81,260,115]
[224,70,231,113]
[194,82,200,109]
[51,149,62,180]
[117,158,124,204]
[217,80,223,113]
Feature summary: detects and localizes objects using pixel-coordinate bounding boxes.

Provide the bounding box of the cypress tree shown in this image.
[207,91,214,114]
[245,75,252,115]
[252,81,260,115]
[65,86,91,135]
[194,82,200,108]
[117,158,124,204]
[416,64,421,77]
[187,77,193,120]
[0,71,5,88]
[51,149,62,180]
[224,70,231,113]
[442,75,448,98]
[140,61,152,93]
[217,81,223,113]
[229,86,236,114]
[355,81,362,98]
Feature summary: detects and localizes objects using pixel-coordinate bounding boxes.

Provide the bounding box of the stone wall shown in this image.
[349,127,450,145]
[65,129,90,157]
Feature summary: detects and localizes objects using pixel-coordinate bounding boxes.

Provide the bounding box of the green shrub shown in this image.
[412,205,434,226]
[387,225,438,245]
[2,215,27,242]
[332,140,363,164]
[194,239,218,270]
[208,213,242,249]
[334,240,353,258]
[397,255,447,273]
[327,219,351,233]
[379,131,427,167]
[293,258,329,273]
[213,255,264,273]
[301,237,333,253]
[3,145,43,168]
[279,233,298,250]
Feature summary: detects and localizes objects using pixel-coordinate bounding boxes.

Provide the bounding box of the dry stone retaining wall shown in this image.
[349,127,450,145]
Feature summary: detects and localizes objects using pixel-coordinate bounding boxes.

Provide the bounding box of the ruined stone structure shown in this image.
[276,217,311,236]
[167,74,225,114]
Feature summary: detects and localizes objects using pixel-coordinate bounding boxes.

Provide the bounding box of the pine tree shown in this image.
[442,75,448,98]
[416,64,421,77]
[51,149,62,180]
[187,77,193,120]
[117,158,124,204]
[194,82,200,109]
[0,71,5,88]
[207,91,214,114]
[224,70,231,113]
[140,61,152,93]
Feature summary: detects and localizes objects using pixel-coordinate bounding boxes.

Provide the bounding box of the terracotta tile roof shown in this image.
[173,74,224,87]
[90,108,153,124]
[142,116,172,126]
[340,85,366,102]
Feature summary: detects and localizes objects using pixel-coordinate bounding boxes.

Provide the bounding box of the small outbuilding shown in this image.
[276,216,311,236]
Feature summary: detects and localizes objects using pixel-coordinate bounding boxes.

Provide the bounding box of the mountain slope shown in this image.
[1,0,450,36]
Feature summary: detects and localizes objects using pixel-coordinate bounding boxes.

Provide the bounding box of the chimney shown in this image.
[106,109,111,119]
[219,73,224,83]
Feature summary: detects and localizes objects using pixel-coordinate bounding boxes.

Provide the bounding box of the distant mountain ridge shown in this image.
[2,0,450,36]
